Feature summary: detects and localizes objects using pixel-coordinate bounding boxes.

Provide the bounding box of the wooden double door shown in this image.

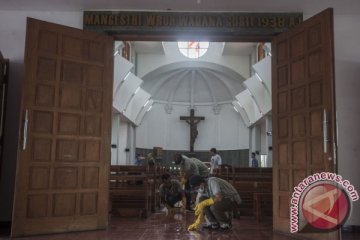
[11,18,113,236]
[11,9,338,240]
[272,9,338,240]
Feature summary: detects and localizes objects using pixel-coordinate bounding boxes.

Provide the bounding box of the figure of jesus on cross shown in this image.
[180,109,205,153]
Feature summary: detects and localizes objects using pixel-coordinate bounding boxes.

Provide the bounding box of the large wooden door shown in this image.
[11,18,113,236]
[272,9,339,239]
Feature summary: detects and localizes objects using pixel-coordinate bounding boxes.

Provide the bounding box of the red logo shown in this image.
[302,183,350,230]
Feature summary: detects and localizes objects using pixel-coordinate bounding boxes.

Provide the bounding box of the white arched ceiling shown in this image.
[113,54,134,98]
[243,75,271,115]
[149,69,185,96]
[162,70,191,105]
[135,99,153,125]
[112,53,153,125]
[235,90,262,125]
[252,55,272,94]
[232,101,251,127]
[113,73,143,113]
[141,61,247,108]
[197,70,218,107]
[112,51,272,127]
[231,55,272,127]
[123,88,151,123]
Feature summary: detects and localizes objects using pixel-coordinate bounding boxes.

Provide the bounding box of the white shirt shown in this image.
[210,153,222,174]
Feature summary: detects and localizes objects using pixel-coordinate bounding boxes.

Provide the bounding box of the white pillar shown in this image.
[265,115,272,167]
[127,124,136,165]
[117,119,128,165]
[249,125,261,166]
[111,113,120,165]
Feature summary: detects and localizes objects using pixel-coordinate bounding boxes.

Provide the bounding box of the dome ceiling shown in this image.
[141,61,246,107]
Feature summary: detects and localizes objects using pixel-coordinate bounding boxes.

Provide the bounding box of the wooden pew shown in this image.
[218,167,273,220]
[109,165,153,218]
[212,164,232,181]
[147,165,166,212]
[254,192,272,221]
[231,167,272,182]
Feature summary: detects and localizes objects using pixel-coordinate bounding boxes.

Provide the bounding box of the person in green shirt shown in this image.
[159,173,182,207]
[189,175,241,230]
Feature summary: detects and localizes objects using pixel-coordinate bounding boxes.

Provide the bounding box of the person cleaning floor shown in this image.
[187,175,241,231]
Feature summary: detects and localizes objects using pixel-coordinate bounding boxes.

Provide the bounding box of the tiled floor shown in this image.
[0,212,359,239]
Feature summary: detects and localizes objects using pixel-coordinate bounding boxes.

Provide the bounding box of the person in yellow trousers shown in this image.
[187,175,241,231]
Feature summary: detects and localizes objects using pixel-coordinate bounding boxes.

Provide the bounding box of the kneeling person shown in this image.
[189,175,241,230]
[159,173,182,208]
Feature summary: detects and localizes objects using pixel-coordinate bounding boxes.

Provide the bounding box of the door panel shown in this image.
[272,9,338,239]
[11,18,113,237]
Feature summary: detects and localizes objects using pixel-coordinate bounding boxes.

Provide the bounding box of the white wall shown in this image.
[136,42,251,79]
[0,11,82,61]
[335,60,360,225]
[136,103,249,151]
[333,15,360,226]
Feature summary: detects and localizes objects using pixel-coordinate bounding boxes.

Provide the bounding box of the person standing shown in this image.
[147,152,155,167]
[133,153,142,166]
[251,152,259,167]
[210,148,222,174]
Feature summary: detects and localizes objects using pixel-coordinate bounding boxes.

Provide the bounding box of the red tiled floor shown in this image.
[0,212,359,239]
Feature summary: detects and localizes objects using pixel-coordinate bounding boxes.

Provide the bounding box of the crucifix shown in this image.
[180,109,205,153]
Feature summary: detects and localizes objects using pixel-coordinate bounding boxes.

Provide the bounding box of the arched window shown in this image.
[178,41,209,59]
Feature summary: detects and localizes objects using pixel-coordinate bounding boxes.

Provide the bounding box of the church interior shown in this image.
[111,40,271,168]
[0,1,360,240]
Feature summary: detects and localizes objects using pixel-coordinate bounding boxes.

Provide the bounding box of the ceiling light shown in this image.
[255,72,263,82]
[143,99,150,107]
[123,72,131,81]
